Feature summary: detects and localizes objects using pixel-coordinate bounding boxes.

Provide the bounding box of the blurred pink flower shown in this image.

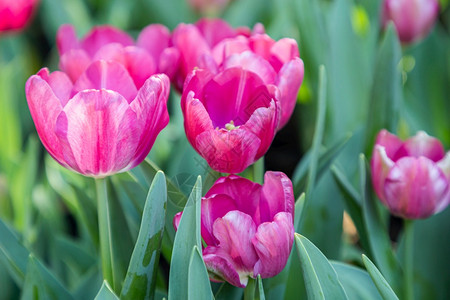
[171,18,264,91]
[57,24,180,87]
[181,67,280,173]
[174,171,294,287]
[382,0,439,44]
[371,129,450,219]
[26,60,170,177]
[0,0,39,33]
[188,0,231,15]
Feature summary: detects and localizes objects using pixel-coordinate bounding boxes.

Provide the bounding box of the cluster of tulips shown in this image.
[4,0,447,291]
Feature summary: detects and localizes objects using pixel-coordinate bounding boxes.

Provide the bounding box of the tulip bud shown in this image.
[0,0,39,33]
[371,130,450,219]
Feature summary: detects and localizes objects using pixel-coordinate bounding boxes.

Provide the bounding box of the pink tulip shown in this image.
[171,18,264,91]
[382,0,439,44]
[174,171,294,287]
[56,24,180,86]
[181,67,280,173]
[0,0,39,32]
[25,60,170,177]
[371,130,450,219]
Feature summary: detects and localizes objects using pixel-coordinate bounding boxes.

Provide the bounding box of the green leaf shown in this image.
[21,254,74,300]
[362,255,399,300]
[168,176,202,300]
[364,23,402,153]
[94,281,119,300]
[256,275,266,300]
[214,282,243,300]
[121,171,167,300]
[332,261,382,300]
[294,234,348,300]
[188,246,213,300]
[359,155,401,291]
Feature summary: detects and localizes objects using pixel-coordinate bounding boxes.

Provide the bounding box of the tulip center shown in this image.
[224,120,240,131]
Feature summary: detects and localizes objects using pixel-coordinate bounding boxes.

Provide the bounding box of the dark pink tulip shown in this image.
[181,67,280,173]
[0,0,39,32]
[171,18,263,91]
[174,171,294,287]
[25,60,170,177]
[371,130,450,219]
[56,24,179,86]
[382,0,439,44]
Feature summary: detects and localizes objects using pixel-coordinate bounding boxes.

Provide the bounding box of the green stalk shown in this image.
[96,177,114,288]
[403,219,414,300]
[253,157,265,185]
[244,277,256,300]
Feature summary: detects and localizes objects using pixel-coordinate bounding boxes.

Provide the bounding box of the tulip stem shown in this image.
[96,177,114,289]
[403,219,414,300]
[253,157,265,184]
[244,277,256,300]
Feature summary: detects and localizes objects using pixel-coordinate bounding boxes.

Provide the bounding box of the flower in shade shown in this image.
[25,60,170,177]
[181,67,280,174]
[171,18,264,91]
[0,0,39,33]
[174,171,294,287]
[56,24,180,86]
[382,0,439,44]
[371,129,450,219]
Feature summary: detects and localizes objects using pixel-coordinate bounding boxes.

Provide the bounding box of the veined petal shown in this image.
[123,46,157,89]
[212,211,258,273]
[384,156,449,219]
[72,60,137,103]
[181,68,215,113]
[276,57,304,129]
[259,172,294,223]
[59,50,91,83]
[212,36,250,66]
[183,91,214,147]
[252,212,294,278]
[195,128,260,174]
[55,89,139,177]
[128,74,170,168]
[401,131,445,162]
[80,25,134,57]
[223,51,277,84]
[36,68,73,106]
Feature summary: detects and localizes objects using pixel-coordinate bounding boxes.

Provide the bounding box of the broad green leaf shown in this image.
[362,255,399,300]
[215,282,243,300]
[332,261,382,300]
[294,234,348,300]
[168,176,202,300]
[72,266,103,300]
[364,24,402,154]
[359,155,401,291]
[54,235,96,275]
[20,254,74,300]
[187,246,213,300]
[121,171,167,300]
[94,281,119,300]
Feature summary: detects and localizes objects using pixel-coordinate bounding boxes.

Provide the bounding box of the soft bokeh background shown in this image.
[0,0,449,299]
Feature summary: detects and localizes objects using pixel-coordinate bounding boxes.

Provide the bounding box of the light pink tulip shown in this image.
[26,60,170,177]
[371,130,450,219]
[174,171,294,287]
[56,24,180,86]
[181,67,280,173]
[382,0,439,44]
[0,0,39,32]
[171,18,263,91]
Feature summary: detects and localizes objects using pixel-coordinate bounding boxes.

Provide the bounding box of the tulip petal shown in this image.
[249,34,275,61]
[269,38,300,72]
[223,51,277,84]
[55,89,139,177]
[181,69,215,113]
[437,151,450,179]
[212,211,258,273]
[159,47,180,80]
[183,91,214,147]
[212,36,250,66]
[36,68,73,106]
[81,25,134,57]
[259,172,295,223]
[59,50,91,83]
[252,212,294,278]
[195,128,261,174]
[195,18,236,47]
[56,24,79,55]
[276,57,304,128]
[371,145,395,202]
[401,131,445,162]
[384,157,449,219]
[73,60,138,103]
[136,24,171,61]
[374,129,405,160]
[129,74,170,168]
[25,72,65,165]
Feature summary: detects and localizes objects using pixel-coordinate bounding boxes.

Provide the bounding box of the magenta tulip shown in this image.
[174,171,294,287]
[0,0,39,32]
[56,24,179,86]
[382,0,439,44]
[371,130,450,219]
[25,60,170,177]
[171,18,263,91]
[181,67,280,173]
